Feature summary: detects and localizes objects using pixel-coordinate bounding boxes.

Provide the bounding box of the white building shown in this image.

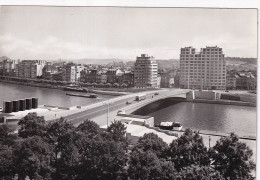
[180,46,226,90]
[134,54,158,88]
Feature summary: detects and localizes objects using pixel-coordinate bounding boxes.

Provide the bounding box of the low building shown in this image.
[118,71,134,87]
[106,69,122,84]
[114,113,176,145]
[235,72,256,90]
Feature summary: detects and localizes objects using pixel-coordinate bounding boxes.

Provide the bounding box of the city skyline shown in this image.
[0,7,257,61]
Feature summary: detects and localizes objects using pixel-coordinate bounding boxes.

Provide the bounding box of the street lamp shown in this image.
[106,102,109,128]
[209,136,211,148]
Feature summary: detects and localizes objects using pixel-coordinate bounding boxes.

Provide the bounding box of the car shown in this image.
[154,92,159,95]
[126,101,132,105]
[117,110,125,115]
[225,90,229,92]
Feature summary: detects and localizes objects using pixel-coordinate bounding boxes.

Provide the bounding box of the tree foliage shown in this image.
[76,133,127,180]
[13,136,54,180]
[0,147,15,180]
[18,112,46,138]
[210,133,255,179]
[0,124,17,146]
[176,165,224,180]
[128,149,176,180]
[168,129,210,171]
[76,119,100,135]
[107,120,127,142]
[134,133,169,158]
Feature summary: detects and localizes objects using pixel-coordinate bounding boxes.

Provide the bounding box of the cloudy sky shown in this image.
[0,6,257,60]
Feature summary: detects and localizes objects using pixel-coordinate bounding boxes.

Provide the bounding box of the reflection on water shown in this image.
[0,82,112,108]
[148,102,256,137]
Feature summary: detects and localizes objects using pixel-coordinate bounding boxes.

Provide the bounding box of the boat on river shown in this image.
[64,85,88,92]
[66,93,97,98]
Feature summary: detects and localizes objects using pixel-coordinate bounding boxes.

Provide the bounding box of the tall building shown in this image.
[180,46,226,90]
[134,54,158,88]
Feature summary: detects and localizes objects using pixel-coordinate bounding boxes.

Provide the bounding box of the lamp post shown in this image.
[107,102,109,128]
[209,136,211,148]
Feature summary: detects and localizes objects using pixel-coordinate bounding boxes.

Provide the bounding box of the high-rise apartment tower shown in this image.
[180,46,226,90]
[134,54,158,88]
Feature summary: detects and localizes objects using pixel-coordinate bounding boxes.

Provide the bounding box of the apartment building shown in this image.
[134,54,158,88]
[63,63,77,82]
[180,46,226,90]
[0,59,17,76]
[16,60,46,79]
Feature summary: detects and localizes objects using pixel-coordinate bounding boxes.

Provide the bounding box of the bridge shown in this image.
[3,89,189,129]
[62,89,189,127]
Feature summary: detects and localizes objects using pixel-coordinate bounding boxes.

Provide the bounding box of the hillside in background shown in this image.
[225,57,257,65]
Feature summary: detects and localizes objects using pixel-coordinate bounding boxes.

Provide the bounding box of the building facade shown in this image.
[235,72,256,90]
[180,46,226,90]
[0,59,17,76]
[63,63,77,82]
[134,54,158,88]
[16,60,46,79]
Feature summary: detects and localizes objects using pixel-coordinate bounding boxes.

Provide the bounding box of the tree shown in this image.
[18,112,46,138]
[55,139,80,180]
[168,129,210,171]
[13,136,54,180]
[0,147,15,180]
[45,117,76,179]
[0,124,17,146]
[176,165,224,180]
[76,134,127,180]
[107,121,127,143]
[128,149,176,180]
[76,119,100,135]
[133,133,169,158]
[210,133,255,179]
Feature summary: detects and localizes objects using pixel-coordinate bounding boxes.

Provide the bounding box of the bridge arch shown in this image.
[123,96,186,116]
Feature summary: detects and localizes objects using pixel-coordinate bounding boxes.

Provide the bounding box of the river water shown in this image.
[148,102,257,137]
[0,82,112,108]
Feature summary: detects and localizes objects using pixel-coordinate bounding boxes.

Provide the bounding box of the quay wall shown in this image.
[193,99,256,107]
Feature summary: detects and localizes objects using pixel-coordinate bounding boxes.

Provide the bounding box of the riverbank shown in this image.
[192,99,256,107]
[0,76,157,96]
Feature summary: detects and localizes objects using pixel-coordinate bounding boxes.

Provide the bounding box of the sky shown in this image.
[0,6,257,60]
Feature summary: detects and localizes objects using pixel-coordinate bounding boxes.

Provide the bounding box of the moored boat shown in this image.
[157,121,183,131]
[66,93,97,98]
[64,85,88,92]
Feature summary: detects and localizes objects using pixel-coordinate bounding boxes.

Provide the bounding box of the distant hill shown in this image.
[225,57,257,65]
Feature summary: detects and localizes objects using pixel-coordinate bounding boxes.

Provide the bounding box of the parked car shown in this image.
[154,92,159,95]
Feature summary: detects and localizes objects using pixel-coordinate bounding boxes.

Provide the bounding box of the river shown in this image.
[148,101,256,137]
[0,82,113,108]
